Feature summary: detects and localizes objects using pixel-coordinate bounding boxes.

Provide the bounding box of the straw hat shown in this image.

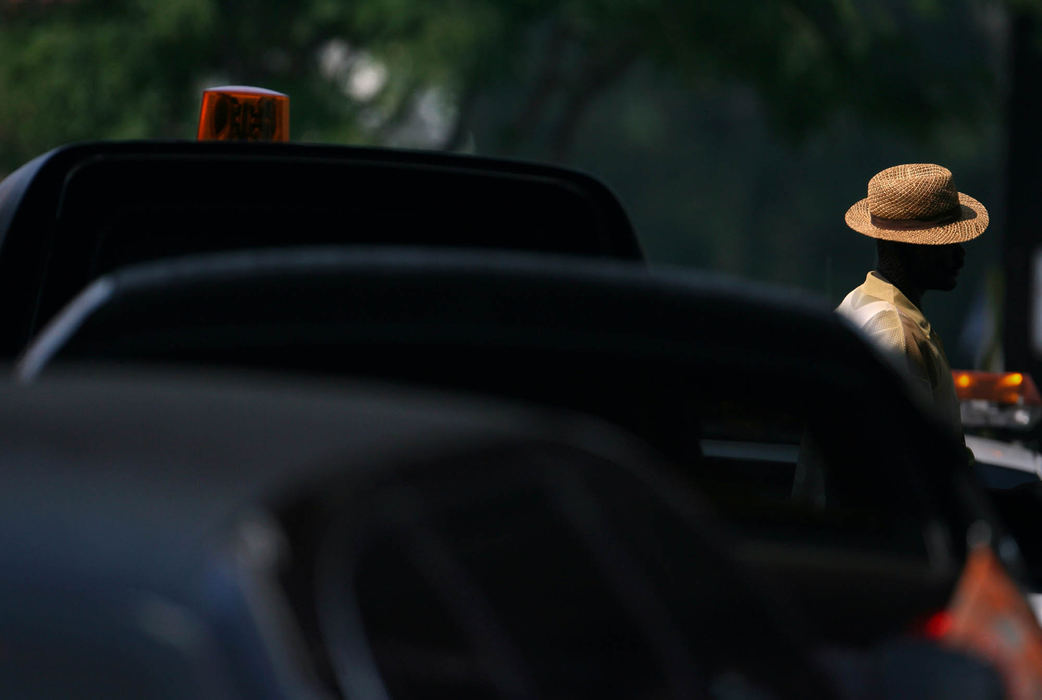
[845,163,988,244]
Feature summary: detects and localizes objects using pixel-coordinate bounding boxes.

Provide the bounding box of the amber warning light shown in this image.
[953,370,1042,430]
[197,85,289,142]
[952,371,1042,406]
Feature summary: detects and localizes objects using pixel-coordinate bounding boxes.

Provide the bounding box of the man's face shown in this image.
[908,242,966,291]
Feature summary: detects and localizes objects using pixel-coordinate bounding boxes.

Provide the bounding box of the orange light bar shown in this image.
[197,85,289,142]
[952,370,1042,405]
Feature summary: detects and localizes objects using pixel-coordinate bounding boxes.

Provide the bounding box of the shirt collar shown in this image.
[863,271,931,334]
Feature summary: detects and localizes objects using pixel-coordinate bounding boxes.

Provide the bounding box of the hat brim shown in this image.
[845,192,989,245]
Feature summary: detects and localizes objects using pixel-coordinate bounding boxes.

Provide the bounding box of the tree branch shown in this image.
[549,41,637,162]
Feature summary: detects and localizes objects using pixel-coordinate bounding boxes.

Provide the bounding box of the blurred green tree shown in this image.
[0,0,1010,170]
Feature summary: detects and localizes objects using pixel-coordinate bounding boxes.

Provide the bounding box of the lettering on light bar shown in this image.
[197,85,289,142]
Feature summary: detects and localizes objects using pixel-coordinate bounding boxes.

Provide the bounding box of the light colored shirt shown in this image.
[837,271,963,437]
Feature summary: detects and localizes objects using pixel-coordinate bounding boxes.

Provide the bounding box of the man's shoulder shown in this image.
[836,283,911,353]
[836,283,898,326]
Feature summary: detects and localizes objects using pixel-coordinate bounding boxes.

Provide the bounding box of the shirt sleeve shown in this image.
[898,316,943,393]
[860,308,934,397]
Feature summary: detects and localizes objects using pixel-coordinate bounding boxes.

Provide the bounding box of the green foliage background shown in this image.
[0,0,1030,367]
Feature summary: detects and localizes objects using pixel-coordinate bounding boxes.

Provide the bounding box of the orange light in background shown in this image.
[1002,373,1025,388]
[952,370,1042,405]
[197,86,289,142]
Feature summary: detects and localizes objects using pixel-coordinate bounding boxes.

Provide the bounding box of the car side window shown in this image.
[677,369,950,563]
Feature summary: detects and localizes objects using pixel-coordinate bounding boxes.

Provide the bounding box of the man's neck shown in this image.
[874,265,924,309]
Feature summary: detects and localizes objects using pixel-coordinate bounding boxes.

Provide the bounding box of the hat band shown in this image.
[869,208,961,231]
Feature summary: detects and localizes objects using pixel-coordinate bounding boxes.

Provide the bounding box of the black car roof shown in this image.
[19,245,852,377]
[0,141,640,356]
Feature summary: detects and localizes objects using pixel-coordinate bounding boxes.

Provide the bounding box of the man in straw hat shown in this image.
[838,163,988,442]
